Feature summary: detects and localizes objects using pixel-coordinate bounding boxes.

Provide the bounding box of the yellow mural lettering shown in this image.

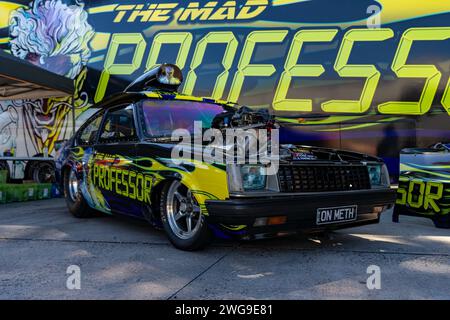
[127,6,153,22]
[322,28,394,113]
[440,77,450,116]
[177,0,268,22]
[183,31,238,99]
[91,27,450,117]
[378,27,450,115]
[273,29,338,112]
[209,1,236,20]
[113,3,178,23]
[236,0,268,20]
[228,30,288,103]
[113,5,136,23]
[146,32,193,71]
[94,33,146,103]
[178,2,216,21]
[152,4,179,22]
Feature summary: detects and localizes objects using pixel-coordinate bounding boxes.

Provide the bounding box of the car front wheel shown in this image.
[160,180,212,251]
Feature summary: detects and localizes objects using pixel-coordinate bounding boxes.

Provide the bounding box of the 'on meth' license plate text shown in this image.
[316,205,357,225]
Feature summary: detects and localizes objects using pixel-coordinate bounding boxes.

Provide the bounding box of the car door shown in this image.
[93,104,141,217]
[67,110,105,210]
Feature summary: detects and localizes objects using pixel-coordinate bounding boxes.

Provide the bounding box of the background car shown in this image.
[394,142,450,228]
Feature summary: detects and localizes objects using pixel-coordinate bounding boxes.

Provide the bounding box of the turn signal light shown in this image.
[268,216,287,225]
[254,216,287,227]
[373,206,385,214]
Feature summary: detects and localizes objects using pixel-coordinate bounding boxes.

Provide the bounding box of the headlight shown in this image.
[367,164,390,188]
[368,165,381,185]
[241,166,266,191]
[227,164,279,193]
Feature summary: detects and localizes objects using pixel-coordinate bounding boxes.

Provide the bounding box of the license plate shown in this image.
[316,205,358,225]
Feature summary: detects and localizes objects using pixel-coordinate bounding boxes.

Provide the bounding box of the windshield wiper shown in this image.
[145,136,176,143]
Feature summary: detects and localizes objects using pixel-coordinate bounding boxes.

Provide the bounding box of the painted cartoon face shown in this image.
[9,0,94,79]
[0,106,18,153]
[20,98,68,150]
[0,0,95,155]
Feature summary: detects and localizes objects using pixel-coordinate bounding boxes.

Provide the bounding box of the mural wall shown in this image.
[0,0,450,179]
[0,0,93,157]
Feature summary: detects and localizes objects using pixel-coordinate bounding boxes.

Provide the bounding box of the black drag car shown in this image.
[56,64,396,250]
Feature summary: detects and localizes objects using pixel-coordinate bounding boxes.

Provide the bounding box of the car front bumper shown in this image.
[205,188,397,235]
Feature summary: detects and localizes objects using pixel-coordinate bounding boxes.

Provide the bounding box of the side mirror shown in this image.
[54,139,68,152]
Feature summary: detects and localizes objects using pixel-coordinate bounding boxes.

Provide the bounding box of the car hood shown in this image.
[143,141,381,166]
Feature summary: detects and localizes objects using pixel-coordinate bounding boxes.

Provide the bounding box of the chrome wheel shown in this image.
[166,181,202,240]
[68,170,80,202]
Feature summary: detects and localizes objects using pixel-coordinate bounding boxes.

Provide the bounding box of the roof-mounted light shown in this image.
[124,63,183,93]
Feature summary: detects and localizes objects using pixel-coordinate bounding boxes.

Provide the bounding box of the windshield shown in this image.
[140,99,226,137]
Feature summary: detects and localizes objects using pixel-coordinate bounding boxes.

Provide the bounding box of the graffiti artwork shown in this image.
[0,0,93,158]
[0,0,449,181]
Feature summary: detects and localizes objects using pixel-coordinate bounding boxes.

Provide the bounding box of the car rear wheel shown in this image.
[63,167,94,218]
[160,180,212,251]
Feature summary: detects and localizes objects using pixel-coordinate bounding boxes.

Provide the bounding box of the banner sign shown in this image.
[0,0,449,177]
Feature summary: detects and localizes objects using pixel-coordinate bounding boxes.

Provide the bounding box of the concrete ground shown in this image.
[0,198,449,300]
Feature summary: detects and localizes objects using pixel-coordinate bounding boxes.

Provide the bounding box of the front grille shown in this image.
[278,165,371,193]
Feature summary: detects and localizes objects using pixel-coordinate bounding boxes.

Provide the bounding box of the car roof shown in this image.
[95,90,237,110]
